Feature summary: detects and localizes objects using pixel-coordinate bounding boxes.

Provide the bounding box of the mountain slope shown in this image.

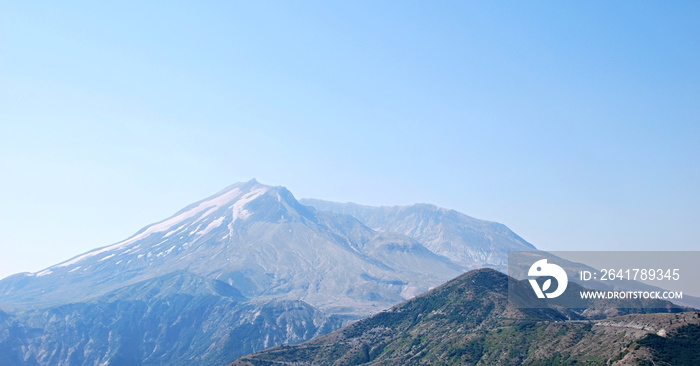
[300,199,534,269]
[230,269,696,366]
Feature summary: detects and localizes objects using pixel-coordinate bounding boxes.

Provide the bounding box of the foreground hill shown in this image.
[230,269,698,366]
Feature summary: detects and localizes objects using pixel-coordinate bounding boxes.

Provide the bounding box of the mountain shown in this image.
[0,180,462,315]
[230,269,698,366]
[300,199,535,269]
[0,180,534,365]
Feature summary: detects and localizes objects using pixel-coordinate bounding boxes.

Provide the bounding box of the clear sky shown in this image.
[1,2,698,280]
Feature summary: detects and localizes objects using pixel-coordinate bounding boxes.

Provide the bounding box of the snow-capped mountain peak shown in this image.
[51,180,271,270]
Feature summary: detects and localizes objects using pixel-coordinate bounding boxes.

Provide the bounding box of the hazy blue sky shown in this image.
[1,2,698,279]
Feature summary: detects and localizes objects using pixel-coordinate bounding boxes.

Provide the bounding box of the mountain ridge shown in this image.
[300,198,534,269]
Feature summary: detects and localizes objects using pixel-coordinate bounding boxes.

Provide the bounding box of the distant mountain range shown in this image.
[0,180,536,365]
[230,269,699,366]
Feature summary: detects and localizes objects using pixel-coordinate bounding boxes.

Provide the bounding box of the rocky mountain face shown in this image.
[230,269,698,366]
[300,199,535,269]
[0,180,535,365]
[0,272,342,366]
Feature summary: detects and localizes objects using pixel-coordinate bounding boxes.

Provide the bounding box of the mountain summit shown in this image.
[1,180,315,308]
[0,180,536,364]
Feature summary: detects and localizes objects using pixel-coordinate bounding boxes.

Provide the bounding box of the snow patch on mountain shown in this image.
[36,269,52,277]
[199,217,225,236]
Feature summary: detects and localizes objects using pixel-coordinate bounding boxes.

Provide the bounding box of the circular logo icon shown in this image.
[528,259,568,299]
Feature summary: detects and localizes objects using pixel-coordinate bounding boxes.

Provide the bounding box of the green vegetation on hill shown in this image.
[230,269,699,366]
[636,324,700,366]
